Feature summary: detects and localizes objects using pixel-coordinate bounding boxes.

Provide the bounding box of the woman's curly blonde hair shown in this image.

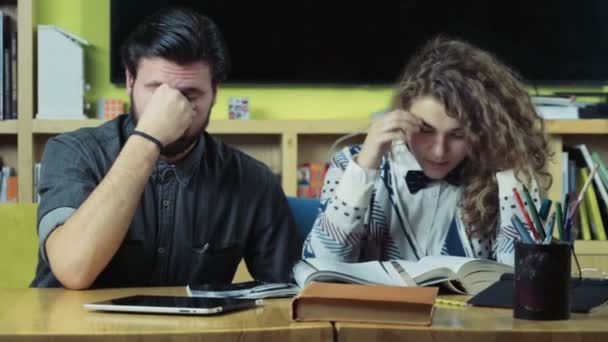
[392,37,552,237]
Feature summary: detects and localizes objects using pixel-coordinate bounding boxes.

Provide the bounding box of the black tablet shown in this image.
[83,295,263,315]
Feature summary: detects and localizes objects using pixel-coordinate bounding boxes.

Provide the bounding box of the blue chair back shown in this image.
[287,197,321,239]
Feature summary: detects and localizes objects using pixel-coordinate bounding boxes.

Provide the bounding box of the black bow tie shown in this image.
[405,168,463,194]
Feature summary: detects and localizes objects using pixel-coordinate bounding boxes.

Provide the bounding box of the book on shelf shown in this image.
[580,167,607,240]
[578,169,592,240]
[186,281,299,299]
[291,281,437,325]
[293,256,513,295]
[0,10,5,121]
[530,95,606,120]
[297,162,328,198]
[0,11,16,121]
[579,103,608,119]
[565,145,608,240]
[535,105,579,120]
[576,145,608,209]
[34,162,41,203]
[562,151,570,202]
[0,165,17,203]
[593,152,608,192]
[531,95,576,107]
[10,29,16,119]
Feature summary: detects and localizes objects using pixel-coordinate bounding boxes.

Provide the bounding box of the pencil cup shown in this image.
[513,241,571,320]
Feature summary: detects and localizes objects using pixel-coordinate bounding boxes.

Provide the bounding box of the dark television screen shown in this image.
[110,1,608,85]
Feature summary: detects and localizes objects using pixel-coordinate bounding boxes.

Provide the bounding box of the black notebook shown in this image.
[186,281,299,299]
[468,273,608,313]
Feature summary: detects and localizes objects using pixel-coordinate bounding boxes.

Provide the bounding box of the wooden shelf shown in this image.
[32,119,370,135]
[573,240,608,255]
[545,120,608,134]
[32,119,608,135]
[210,120,369,134]
[32,119,104,134]
[0,120,17,134]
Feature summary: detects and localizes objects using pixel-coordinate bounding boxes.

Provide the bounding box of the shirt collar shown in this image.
[390,144,464,186]
[156,136,205,187]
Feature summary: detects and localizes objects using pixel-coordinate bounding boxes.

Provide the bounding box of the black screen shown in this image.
[110,0,608,85]
[110,295,255,309]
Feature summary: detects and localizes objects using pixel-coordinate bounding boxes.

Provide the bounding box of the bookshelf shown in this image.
[21,118,608,202]
[28,119,370,199]
[0,0,33,202]
[0,0,606,271]
[0,119,17,133]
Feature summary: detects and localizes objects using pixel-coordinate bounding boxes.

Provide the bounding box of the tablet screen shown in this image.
[111,295,244,308]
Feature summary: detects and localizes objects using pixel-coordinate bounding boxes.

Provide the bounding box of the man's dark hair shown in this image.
[121,7,230,85]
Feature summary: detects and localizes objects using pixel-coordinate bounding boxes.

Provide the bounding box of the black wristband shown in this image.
[132,130,163,151]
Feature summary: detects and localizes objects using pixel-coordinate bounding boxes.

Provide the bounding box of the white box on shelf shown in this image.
[535,105,579,120]
[36,25,90,119]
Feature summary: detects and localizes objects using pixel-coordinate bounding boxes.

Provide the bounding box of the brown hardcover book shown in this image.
[291,282,437,325]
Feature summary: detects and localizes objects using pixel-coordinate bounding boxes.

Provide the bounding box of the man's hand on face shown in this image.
[134,84,194,146]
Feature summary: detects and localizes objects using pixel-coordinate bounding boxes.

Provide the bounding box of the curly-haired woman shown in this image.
[302,38,552,266]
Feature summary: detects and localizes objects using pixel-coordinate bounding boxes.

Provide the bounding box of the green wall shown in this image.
[36,0,607,120]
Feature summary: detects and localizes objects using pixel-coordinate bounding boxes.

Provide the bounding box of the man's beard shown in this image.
[130,95,209,158]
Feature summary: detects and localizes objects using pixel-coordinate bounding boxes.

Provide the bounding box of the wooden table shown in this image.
[0,287,333,342]
[2,288,607,342]
[336,300,608,342]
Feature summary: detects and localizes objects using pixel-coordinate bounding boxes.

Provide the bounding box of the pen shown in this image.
[564,217,573,243]
[522,185,545,240]
[555,202,564,241]
[512,188,541,241]
[435,298,470,307]
[567,164,599,221]
[544,212,556,244]
[539,198,552,221]
[511,214,535,244]
[562,193,570,227]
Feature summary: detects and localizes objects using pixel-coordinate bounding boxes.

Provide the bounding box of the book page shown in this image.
[295,259,404,287]
[417,256,512,294]
[293,260,318,288]
[392,259,455,286]
[384,260,417,286]
[417,256,475,273]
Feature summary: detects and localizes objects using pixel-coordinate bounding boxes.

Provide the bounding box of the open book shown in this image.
[293,256,513,295]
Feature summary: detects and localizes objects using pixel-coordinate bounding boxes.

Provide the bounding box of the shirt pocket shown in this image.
[189,242,242,284]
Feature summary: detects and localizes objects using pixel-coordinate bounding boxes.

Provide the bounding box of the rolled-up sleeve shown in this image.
[37,135,98,263]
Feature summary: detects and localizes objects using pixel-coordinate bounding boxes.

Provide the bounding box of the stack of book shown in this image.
[562,144,608,241]
[532,96,580,120]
